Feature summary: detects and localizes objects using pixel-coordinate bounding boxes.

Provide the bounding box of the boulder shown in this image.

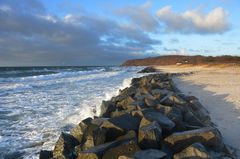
[138,67,158,73]
[160,94,186,106]
[143,111,175,131]
[117,96,135,109]
[77,132,136,158]
[138,121,162,149]
[102,140,141,159]
[134,149,167,159]
[39,150,53,159]
[100,120,125,142]
[81,125,106,150]
[173,143,212,159]
[183,111,205,127]
[188,99,211,125]
[112,87,136,103]
[70,118,92,143]
[164,127,223,153]
[100,100,117,117]
[108,113,141,132]
[144,97,158,107]
[139,117,152,128]
[53,133,79,159]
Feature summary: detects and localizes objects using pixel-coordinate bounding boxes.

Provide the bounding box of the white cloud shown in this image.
[156,6,230,34]
[115,2,159,32]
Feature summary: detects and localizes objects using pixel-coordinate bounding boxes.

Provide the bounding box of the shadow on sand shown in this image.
[173,76,240,157]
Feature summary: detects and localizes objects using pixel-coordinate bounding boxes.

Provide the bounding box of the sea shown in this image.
[0,66,144,159]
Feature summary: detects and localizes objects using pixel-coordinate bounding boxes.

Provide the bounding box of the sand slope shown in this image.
[157,65,240,157]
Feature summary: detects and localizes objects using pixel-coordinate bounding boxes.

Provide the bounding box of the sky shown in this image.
[0,0,240,66]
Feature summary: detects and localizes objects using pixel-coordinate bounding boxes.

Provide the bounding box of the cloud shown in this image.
[156,6,230,34]
[169,38,179,44]
[115,2,159,32]
[163,47,189,55]
[0,1,161,66]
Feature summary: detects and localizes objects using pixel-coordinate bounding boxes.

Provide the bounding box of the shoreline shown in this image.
[156,65,240,157]
[40,70,236,159]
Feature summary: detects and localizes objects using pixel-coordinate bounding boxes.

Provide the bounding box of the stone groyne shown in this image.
[40,73,234,159]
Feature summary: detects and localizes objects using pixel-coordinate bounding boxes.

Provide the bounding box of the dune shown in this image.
[156,65,240,157]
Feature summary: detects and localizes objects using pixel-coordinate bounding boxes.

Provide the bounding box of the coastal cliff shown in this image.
[40,71,234,159]
[122,55,240,66]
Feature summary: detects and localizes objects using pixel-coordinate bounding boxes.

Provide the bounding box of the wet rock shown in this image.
[173,143,212,159]
[143,111,175,131]
[39,150,53,159]
[138,67,158,73]
[164,127,223,153]
[134,149,167,159]
[102,140,141,159]
[53,132,79,159]
[138,121,162,149]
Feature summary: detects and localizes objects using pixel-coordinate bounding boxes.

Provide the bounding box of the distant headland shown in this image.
[122,55,240,66]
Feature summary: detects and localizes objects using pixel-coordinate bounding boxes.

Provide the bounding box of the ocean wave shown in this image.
[0,66,143,159]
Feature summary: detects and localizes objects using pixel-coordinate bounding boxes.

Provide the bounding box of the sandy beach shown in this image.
[157,65,240,157]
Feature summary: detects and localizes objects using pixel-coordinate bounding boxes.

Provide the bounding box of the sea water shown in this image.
[0,66,143,159]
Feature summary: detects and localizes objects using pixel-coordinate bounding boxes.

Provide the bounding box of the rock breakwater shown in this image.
[40,73,234,159]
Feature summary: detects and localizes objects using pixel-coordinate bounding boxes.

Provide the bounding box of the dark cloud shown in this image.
[0,1,161,66]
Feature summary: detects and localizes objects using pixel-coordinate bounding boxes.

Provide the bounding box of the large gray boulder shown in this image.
[138,121,162,149]
[108,113,141,132]
[143,111,175,131]
[164,127,223,153]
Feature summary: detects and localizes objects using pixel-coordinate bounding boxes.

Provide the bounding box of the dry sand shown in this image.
[156,65,240,157]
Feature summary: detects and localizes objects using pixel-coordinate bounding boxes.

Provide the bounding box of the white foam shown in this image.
[0,66,143,159]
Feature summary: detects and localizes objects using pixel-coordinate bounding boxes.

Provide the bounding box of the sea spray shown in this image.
[0,66,142,159]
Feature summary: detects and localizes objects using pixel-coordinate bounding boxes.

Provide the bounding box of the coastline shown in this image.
[40,69,236,159]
